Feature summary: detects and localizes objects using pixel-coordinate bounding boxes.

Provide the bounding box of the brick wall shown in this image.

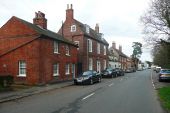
[0,39,41,85]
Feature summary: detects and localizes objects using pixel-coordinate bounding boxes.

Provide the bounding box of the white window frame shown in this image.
[74,41,79,50]
[97,43,100,54]
[53,63,59,76]
[54,41,59,53]
[65,64,70,75]
[104,46,106,55]
[71,25,76,32]
[103,60,106,70]
[18,61,26,77]
[89,58,93,70]
[87,39,92,52]
[66,45,70,55]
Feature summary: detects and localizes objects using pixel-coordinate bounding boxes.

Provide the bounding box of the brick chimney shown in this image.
[95,23,99,33]
[119,45,122,52]
[66,4,74,21]
[112,41,116,49]
[33,11,47,29]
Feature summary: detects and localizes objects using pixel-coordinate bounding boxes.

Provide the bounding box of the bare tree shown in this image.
[140,0,170,45]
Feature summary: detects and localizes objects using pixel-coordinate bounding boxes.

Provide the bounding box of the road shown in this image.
[0,69,165,113]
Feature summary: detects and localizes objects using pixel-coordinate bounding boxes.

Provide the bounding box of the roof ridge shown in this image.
[14,16,76,46]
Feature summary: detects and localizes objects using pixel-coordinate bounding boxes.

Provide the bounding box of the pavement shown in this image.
[0,81,74,103]
[151,69,170,89]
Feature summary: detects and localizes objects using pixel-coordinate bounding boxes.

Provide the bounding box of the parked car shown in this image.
[125,68,134,73]
[115,68,125,76]
[74,70,101,85]
[158,69,170,82]
[101,68,117,78]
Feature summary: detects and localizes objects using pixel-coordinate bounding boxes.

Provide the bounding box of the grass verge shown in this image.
[158,86,170,111]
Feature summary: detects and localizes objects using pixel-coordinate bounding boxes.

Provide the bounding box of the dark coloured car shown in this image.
[74,70,101,85]
[158,69,170,82]
[125,68,133,73]
[101,68,117,78]
[126,67,136,73]
[115,68,125,76]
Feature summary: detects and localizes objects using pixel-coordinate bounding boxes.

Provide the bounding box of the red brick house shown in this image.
[0,11,78,85]
[58,4,109,74]
[109,42,128,71]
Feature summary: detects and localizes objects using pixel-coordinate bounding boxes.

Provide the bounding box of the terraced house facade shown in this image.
[58,4,109,74]
[0,11,78,85]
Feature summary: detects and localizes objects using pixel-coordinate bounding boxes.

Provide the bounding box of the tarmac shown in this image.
[0,81,74,103]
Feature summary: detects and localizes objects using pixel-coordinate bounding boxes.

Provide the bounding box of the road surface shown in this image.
[0,69,165,113]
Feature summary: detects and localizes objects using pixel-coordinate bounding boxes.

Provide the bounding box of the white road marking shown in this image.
[82,93,95,100]
[108,83,114,87]
[120,78,123,81]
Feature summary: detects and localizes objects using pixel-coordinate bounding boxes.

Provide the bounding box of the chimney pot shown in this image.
[66,4,74,20]
[119,45,122,52]
[95,23,99,33]
[71,4,73,9]
[112,41,116,48]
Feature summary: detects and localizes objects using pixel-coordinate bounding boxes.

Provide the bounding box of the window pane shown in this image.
[88,39,92,52]
[53,64,59,76]
[65,64,70,74]
[19,61,26,76]
[54,41,58,53]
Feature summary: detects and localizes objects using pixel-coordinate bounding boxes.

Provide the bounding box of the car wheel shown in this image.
[90,79,93,85]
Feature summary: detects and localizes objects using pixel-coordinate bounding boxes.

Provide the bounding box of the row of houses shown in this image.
[108,41,136,71]
[0,4,136,85]
[0,4,109,85]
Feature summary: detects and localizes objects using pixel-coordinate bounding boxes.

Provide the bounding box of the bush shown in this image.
[0,75,14,87]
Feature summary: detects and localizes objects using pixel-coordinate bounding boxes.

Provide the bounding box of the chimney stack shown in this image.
[33,11,47,29]
[66,4,74,20]
[119,45,122,52]
[95,23,99,33]
[112,41,116,49]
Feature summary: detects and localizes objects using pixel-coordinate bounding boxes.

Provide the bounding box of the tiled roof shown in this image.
[74,19,109,45]
[15,16,77,47]
[109,47,128,58]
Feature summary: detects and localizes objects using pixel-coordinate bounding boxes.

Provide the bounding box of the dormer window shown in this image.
[85,24,90,33]
[71,25,76,32]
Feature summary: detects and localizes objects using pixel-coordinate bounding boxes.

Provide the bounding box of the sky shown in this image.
[0,0,152,62]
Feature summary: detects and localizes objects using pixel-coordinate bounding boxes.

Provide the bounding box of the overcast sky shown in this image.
[0,0,152,61]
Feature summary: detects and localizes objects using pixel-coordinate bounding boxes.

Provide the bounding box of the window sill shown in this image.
[53,74,59,77]
[54,52,60,54]
[65,73,70,75]
[18,75,26,77]
[65,54,71,56]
